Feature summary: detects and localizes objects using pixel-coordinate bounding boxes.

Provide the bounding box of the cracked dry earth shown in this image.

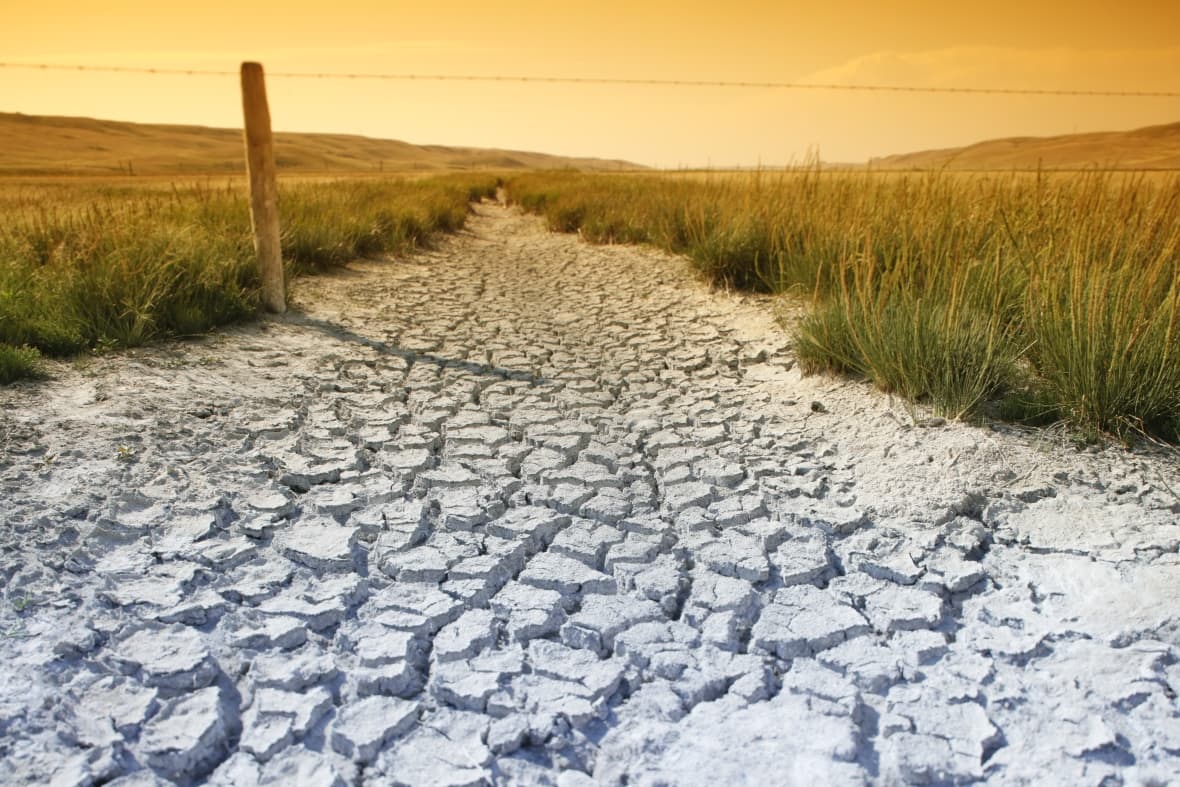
[2,203,1180,787]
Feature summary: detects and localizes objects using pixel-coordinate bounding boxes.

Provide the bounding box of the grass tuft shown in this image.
[0,344,41,384]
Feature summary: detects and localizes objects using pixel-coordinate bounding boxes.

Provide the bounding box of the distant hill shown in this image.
[0,112,642,176]
[870,121,1180,171]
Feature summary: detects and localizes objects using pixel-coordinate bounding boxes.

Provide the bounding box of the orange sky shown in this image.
[3,0,1179,166]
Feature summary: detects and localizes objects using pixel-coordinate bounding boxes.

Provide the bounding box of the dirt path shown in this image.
[2,203,1179,785]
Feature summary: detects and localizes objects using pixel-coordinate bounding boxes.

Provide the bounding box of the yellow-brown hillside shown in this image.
[870,121,1180,170]
[0,112,643,176]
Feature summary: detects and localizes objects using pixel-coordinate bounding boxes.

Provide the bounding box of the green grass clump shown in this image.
[1025,236,1180,441]
[506,169,1180,443]
[0,173,498,383]
[0,344,41,383]
[796,258,1019,418]
[0,193,256,352]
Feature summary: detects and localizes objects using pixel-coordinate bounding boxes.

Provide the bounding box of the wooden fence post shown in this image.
[240,61,285,314]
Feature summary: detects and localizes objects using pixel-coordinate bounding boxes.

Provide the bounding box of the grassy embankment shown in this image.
[505,170,1180,443]
[0,174,497,383]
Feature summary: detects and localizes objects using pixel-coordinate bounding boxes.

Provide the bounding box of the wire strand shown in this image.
[1,61,1178,98]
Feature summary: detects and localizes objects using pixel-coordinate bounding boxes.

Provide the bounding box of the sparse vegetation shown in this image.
[0,174,498,381]
[505,169,1180,442]
[8,164,1178,444]
[0,344,41,384]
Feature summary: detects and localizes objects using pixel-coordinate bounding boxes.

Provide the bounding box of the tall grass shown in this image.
[0,174,497,373]
[0,344,40,384]
[506,170,1180,442]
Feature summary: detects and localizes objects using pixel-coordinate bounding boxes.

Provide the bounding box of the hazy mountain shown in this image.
[870,121,1180,170]
[0,112,642,176]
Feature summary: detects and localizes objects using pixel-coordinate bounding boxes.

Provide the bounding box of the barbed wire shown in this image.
[1,61,1178,98]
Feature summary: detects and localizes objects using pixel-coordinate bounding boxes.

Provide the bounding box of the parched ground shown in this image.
[2,203,1179,786]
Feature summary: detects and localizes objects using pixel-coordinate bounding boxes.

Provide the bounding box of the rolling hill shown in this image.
[0,112,641,176]
[870,120,1180,171]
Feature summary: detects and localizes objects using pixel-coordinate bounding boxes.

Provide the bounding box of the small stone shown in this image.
[273,519,359,572]
[772,538,834,587]
[891,630,949,665]
[79,676,159,738]
[485,507,567,546]
[560,594,666,656]
[750,585,871,658]
[49,747,124,787]
[239,714,294,761]
[854,548,924,586]
[375,716,491,786]
[195,536,259,571]
[431,660,504,712]
[579,489,634,524]
[682,570,758,625]
[220,560,294,605]
[863,586,944,633]
[367,583,464,634]
[248,686,335,740]
[379,545,451,582]
[245,490,296,517]
[139,687,228,780]
[111,625,218,690]
[633,560,688,616]
[518,552,616,596]
[330,696,419,763]
[155,589,229,626]
[548,484,596,515]
[604,537,664,574]
[662,482,715,514]
[230,616,308,651]
[551,523,623,569]
[257,595,347,632]
[351,655,422,699]
[490,582,568,642]
[487,715,530,755]
[345,624,424,668]
[208,753,262,786]
[251,649,339,690]
[53,627,103,659]
[433,609,499,663]
[258,746,350,787]
[925,549,987,594]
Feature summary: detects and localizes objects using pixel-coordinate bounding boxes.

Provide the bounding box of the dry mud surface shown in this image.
[2,203,1180,786]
